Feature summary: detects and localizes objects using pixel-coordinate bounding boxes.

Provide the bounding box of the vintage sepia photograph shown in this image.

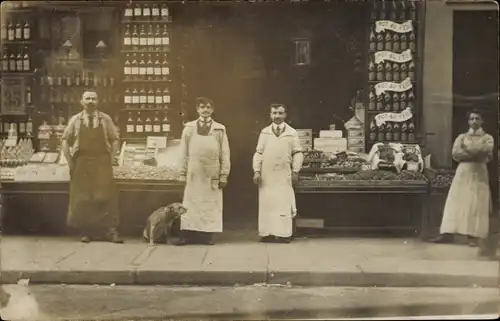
[0,0,499,319]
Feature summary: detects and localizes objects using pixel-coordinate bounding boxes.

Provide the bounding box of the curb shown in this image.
[1,270,498,288]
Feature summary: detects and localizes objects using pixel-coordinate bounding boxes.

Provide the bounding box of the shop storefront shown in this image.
[0,1,496,238]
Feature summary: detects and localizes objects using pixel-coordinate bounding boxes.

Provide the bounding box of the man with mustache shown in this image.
[176,97,231,245]
[61,88,122,243]
[253,103,304,243]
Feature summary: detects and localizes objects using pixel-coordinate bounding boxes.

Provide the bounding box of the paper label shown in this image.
[374,107,414,126]
[374,49,413,64]
[374,77,413,96]
[375,20,413,33]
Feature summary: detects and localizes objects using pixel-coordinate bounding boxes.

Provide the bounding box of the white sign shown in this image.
[374,77,413,96]
[375,20,414,33]
[374,107,414,127]
[147,136,167,149]
[374,49,413,64]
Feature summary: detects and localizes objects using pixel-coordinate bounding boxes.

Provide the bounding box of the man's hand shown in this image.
[253,172,261,185]
[292,172,299,185]
[219,176,227,189]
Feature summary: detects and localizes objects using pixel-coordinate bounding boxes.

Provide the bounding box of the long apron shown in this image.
[67,118,120,231]
[181,131,223,233]
[258,135,296,238]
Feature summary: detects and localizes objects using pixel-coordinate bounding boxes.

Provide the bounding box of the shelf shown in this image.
[368,50,418,56]
[1,40,34,45]
[367,140,420,144]
[368,80,416,84]
[0,72,35,77]
[122,78,172,83]
[366,110,416,114]
[121,49,170,53]
[121,107,169,112]
[369,18,419,24]
[121,18,172,24]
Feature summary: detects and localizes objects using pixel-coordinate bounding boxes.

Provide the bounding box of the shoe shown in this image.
[275,237,291,244]
[260,236,275,243]
[429,234,453,244]
[173,238,188,246]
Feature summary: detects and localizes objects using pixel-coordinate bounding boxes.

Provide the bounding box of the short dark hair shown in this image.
[468,109,484,120]
[195,96,214,108]
[270,103,287,112]
[82,87,98,97]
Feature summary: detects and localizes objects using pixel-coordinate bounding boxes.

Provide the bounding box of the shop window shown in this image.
[293,39,311,66]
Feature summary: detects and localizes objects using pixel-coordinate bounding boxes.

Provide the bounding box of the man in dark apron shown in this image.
[61,89,122,243]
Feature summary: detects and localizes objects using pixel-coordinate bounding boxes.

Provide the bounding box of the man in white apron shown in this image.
[176,97,231,245]
[253,104,304,243]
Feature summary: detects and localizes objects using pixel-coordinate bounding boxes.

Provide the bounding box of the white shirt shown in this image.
[198,117,213,124]
[272,123,285,134]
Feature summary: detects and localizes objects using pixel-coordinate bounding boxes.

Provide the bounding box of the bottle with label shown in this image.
[1,52,8,71]
[392,92,400,112]
[139,24,147,47]
[139,87,147,108]
[384,61,392,81]
[407,90,415,111]
[385,122,393,141]
[145,114,153,133]
[377,123,385,142]
[390,0,398,21]
[124,24,131,47]
[376,62,384,81]
[132,87,139,105]
[163,88,171,104]
[370,1,378,20]
[384,31,392,51]
[379,1,386,20]
[368,90,376,111]
[161,55,169,79]
[138,54,146,77]
[16,53,23,71]
[369,119,377,141]
[23,53,29,71]
[134,3,142,20]
[408,120,416,141]
[23,21,30,40]
[383,92,392,111]
[400,32,408,51]
[147,87,155,107]
[161,24,169,46]
[409,1,417,21]
[401,122,408,141]
[154,25,162,48]
[400,91,407,110]
[7,22,14,41]
[392,32,400,52]
[368,58,375,81]
[155,88,163,105]
[15,22,22,40]
[153,112,161,133]
[126,112,135,133]
[161,4,169,20]
[369,28,376,51]
[376,92,383,111]
[124,2,133,21]
[392,62,400,81]
[147,24,154,47]
[146,53,154,79]
[393,123,401,141]
[142,4,151,19]
[376,31,384,51]
[162,113,170,133]
[136,112,144,133]
[409,30,416,52]
[399,1,407,20]
[131,25,139,47]
[408,60,415,81]
[1,23,7,40]
[131,53,138,79]
[400,62,408,79]
[152,4,160,20]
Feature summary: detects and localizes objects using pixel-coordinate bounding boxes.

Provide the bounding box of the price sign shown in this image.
[147,136,167,149]
[1,78,26,115]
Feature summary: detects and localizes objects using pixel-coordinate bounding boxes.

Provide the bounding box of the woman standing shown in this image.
[432,109,494,247]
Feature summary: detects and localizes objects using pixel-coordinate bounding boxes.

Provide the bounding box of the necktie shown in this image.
[275,126,281,136]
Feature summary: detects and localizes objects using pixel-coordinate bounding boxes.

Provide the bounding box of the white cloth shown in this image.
[179,120,230,233]
[253,123,304,237]
[272,123,285,135]
[440,128,494,238]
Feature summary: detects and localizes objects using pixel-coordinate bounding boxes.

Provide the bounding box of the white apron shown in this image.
[181,131,223,233]
[258,133,297,238]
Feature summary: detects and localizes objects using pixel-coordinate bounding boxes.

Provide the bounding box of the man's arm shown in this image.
[219,128,231,181]
[252,131,266,173]
[291,133,304,173]
[178,126,191,180]
[61,117,76,166]
[107,118,121,160]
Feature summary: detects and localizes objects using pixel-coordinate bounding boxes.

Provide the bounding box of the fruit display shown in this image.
[316,173,346,181]
[321,152,368,169]
[113,164,180,181]
[344,169,427,181]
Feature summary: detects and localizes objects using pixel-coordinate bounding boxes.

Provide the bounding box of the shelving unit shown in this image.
[365,0,421,151]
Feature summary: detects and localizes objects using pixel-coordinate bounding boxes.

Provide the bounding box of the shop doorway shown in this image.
[452,10,499,211]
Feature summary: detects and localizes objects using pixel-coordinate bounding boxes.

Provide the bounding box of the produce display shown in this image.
[427,169,455,188]
[300,169,427,183]
[302,150,370,171]
[113,165,180,181]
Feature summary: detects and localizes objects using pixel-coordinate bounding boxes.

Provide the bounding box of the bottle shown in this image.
[161,56,169,79]
[400,32,408,51]
[393,123,401,141]
[152,4,160,20]
[145,115,153,133]
[136,112,144,133]
[56,73,64,86]
[379,0,386,20]
[369,28,376,51]
[368,90,376,111]
[15,22,22,40]
[26,86,32,105]
[1,22,7,40]
[19,119,26,134]
[131,53,139,78]
[23,21,30,40]
[147,24,154,47]
[75,72,81,86]
[399,1,407,20]
[369,119,377,141]
[124,24,131,47]
[133,3,142,20]
[153,112,161,133]
[162,113,170,133]
[370,1,378,20]
[93,75,100,87]
[400,92,407,110]
[124,2,133,20]
[392,62,400,81]
[376,62,384,81]
[153,53,162,80]
[390,0,398,21]
[400,62,408,79]
[26,116,33,135]
[132,87,139,105]
[160,4,169,20]
[163,88,171,104]
[392,32,400,52]
[124,54,131,79]
[407,90,415,111]
[162,25,169,46]
[126,112,135,133]
[384,31,392,51]
[155,88,163,105]
[154,25,162,47]
[376,92,383,111]
[392,92,399,112]
[401,122,408,141]
[376,31,384,51]
[131,25,139,47]
[147,87,155,106]
[368,58,375,80]
[22,52,29,71]
[138,53,146,76]
[139,87,147,107]
[142,4,151,19]
[146,53,154,79]
[383,92,392,111]
[377,123,385,142]
[139,24,147,47]
[384,61,392,81]
[409,1,417,21]
[16,53,23,71]
[408,60,415,81]
[385,122,393,141]
[408,120,416,141]
[409,30,416,52]
[1,52,8,71]
[65,72,72,86]
[7,22,14,41]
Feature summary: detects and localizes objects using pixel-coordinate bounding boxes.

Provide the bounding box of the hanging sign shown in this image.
[374,107,414,127]
[375,20,413,33]
[374,49,413,64]
[374,77,413,96]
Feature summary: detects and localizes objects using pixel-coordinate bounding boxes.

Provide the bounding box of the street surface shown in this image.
[0,284,498,320]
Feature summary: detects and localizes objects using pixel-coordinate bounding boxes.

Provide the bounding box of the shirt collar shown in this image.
[468,127,485,136]
[198,117,212,123]
[81,110,99,118]
[273,122,285,131]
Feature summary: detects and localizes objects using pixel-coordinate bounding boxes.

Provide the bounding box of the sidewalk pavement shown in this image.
[1,234,498,287]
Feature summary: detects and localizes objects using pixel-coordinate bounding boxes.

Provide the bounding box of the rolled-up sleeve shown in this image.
[252,131,266,173]
[106,118,119,141]
[62,116,76,144]
[481,134,494,163]
[291,133,304,173]
[451,134,469,162]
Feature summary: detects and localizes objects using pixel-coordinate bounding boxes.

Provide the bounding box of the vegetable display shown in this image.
[113,165,180,181]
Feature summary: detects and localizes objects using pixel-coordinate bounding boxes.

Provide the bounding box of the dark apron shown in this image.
[67,117,119,231]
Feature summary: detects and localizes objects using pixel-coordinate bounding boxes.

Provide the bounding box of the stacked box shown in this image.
[314,130,347,155]
[296,129,313,151]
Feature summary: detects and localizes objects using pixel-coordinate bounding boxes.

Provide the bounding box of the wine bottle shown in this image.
[124,53,131,79]
[370,1,378,20]
[124,24,131,47]
[146,53,154,79]
[408,120,416,141]
[16,53,23,71]
[23,21,30,40]
[138,53,146,76]
[408,60,415,81]
[409,1,417,21]
[376,62,384,81]
[369,119,377,141]
[161,56,169,80]
[384,31,392,51]
[145,115,153,133]
[392,62,400,81]
[162,113,170,133]
[376,31,384,51]
[133,3,142,20]
[379,0,386,20]
[131,25,139,47]
[160,4,169,20]
[147,87,155,106]
[131,53,139,79]
[392,32,400,52]
[383,92,392,111]
[155,88,163,105]
[377,123,385,142]
[23,52,29,71]
[153,53,162,80]
[392,92,399,112]
[376,92,383,111]
[369,28,376,51]
[368,90,376,111]
[384,61,392,81]
[147,24,154,47]
[368,58,375,81]
[139,24,147,47]
[399,0,407,20]
[126,112,134,133]
[1,52,8,71]
[400,62,408,79]
[124,88,131,105]
[152,4,160,21]
[15,22,22,40]
[163,88,171,104]
[153,112,161,133]
[143,4,151,19]
[7,22,14,41]
[154,24,162,48]
[385,122,393,141]
[139,87,147,107]
[393,122,401,141]
[400,92,407,110]
[0,22,7,41]
[401,122,408,141]
[136,112,144,133]
[161,24,169,46]
[390,0,398,21]
[124,3,133,21]
[132,87,139,105]
[400,32,408,51]
[409,30,416,52]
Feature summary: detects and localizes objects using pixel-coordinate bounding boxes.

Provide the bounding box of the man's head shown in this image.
[81,88,98,113]
[468,109,484,130]
[270,103,287,125]
[196,96,214,119]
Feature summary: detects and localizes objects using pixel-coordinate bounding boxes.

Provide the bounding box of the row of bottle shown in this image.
[368,90,415,112]
[0,21,32,41]
[1,51,31,72]
[124,52,170,78]
[40,73,117,87]
[368,119,416,142]
[368,60,415,82]
[40,92,122,104]
[370,0,417,21]
[369,29,416,53]
[124,87,171,105]
[0,117,34,135]
[123,24,170,48]
[125,111,171,134]
[124,3,170,21]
